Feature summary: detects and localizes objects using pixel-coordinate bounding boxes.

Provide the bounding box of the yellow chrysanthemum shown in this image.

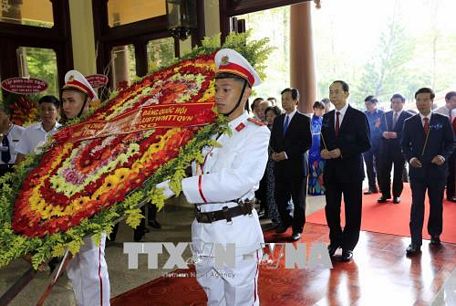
[113,168,130,181]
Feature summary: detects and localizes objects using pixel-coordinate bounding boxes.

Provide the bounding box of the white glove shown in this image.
[156,180,175,199]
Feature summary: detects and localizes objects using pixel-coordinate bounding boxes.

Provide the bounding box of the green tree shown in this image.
[351,18,415,105]
[23,47,58,97]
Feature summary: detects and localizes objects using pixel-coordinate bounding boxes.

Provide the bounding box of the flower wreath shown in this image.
[0,32,272,269]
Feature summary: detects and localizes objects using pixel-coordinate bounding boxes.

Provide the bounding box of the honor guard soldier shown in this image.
[61,70,111,306]
[157,48,270,305]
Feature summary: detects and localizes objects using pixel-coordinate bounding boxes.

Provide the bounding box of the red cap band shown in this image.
[63,80,95,99]
[218,62,255,87]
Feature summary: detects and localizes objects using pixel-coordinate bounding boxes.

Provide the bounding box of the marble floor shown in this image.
[0,195,327,306]
[2,192,456,306]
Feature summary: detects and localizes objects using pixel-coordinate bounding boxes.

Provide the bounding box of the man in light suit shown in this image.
[270,88,311,241]
[401,87,454,256]
[320,80,371,262]
[377,94,413,204]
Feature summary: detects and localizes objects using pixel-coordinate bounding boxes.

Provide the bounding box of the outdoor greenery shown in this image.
[147,37,176,73]
[239,0,456,109]
[20,47,59,97]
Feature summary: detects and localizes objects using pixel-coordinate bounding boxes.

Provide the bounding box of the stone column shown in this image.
[290,2,316,114]
[111,46,130,89]
[68,0,97,75]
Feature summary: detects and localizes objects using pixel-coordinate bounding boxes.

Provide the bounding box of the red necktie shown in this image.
[423,117,430,135]
[335,111,340,137]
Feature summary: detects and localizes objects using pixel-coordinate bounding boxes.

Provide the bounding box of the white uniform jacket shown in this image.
[182,112,270,256]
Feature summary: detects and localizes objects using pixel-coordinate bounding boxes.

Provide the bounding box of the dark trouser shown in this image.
[378,146,406,198]
[446,151,456,199]
[0,164,13,176]
[255,173,268,212]
[110,204,158,241]
[363,148,379,191]
[409,177,445,246]
[274,172,307,234]
[325,180,363,251]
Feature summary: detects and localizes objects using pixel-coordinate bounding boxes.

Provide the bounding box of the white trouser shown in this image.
[67,234,110,306]
[195,249,261,306]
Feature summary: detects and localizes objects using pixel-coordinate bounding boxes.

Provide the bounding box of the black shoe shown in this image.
[430,236,441,246]
[449,197,456,203]
[406,244,421,256]
[393,197,401,204]
[269,223,280,230]
[328,244,339,257]
[291,232,301,241]
[148,220,162,229]
[364,189,378,195]
[48,257,60,274]
[340,250,353,262]
[259,214,268,220]
[275,224,290,234]
[377,195,390,203]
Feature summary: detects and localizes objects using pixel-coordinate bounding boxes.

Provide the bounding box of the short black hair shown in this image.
[265,105,282,117]
[281,88,300,100]
[39,95,60,108]
[312,101,325,109]
[332,80,349,93]
[364,95,375,102]
[251,97,264,110]
[390,93,405,102]
[415,87,435,99]
[445,91,456,101]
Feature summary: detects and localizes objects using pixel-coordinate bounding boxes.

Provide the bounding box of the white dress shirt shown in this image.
[334,103,349,126]
[0,124,25,165]
[16,122,61,155]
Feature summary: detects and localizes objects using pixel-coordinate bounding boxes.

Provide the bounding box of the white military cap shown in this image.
[62,70,98,100]
[214,48,262,87]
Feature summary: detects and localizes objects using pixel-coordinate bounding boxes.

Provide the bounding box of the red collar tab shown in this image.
[247,118,265,126]
[235,122,246,132]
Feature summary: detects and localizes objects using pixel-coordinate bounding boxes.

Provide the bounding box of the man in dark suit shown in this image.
[363,96,383,194]
[320,80,371,261]
[270,88,312,241]
[377,94,413,204]
[401,87,454,256]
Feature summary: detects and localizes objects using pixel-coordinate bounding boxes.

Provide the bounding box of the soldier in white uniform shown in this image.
[60,70,111,306]
[158,48,270,305]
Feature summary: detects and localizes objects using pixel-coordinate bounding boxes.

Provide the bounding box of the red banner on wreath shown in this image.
[53,102,215,143]
[86,74,109,88]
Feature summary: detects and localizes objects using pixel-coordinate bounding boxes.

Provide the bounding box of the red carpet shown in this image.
[111,224,456,305]
[307,183,456,244]
[111,225,334,306]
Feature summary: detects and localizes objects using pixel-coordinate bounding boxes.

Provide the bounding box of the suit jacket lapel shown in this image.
[338,106,351,134]
[278,114,286,137]
[327,110,335,130]
[413,115,426,137]
[386,112,393,131]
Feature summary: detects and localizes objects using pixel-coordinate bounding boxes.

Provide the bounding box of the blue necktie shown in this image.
[283,115,290,135]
